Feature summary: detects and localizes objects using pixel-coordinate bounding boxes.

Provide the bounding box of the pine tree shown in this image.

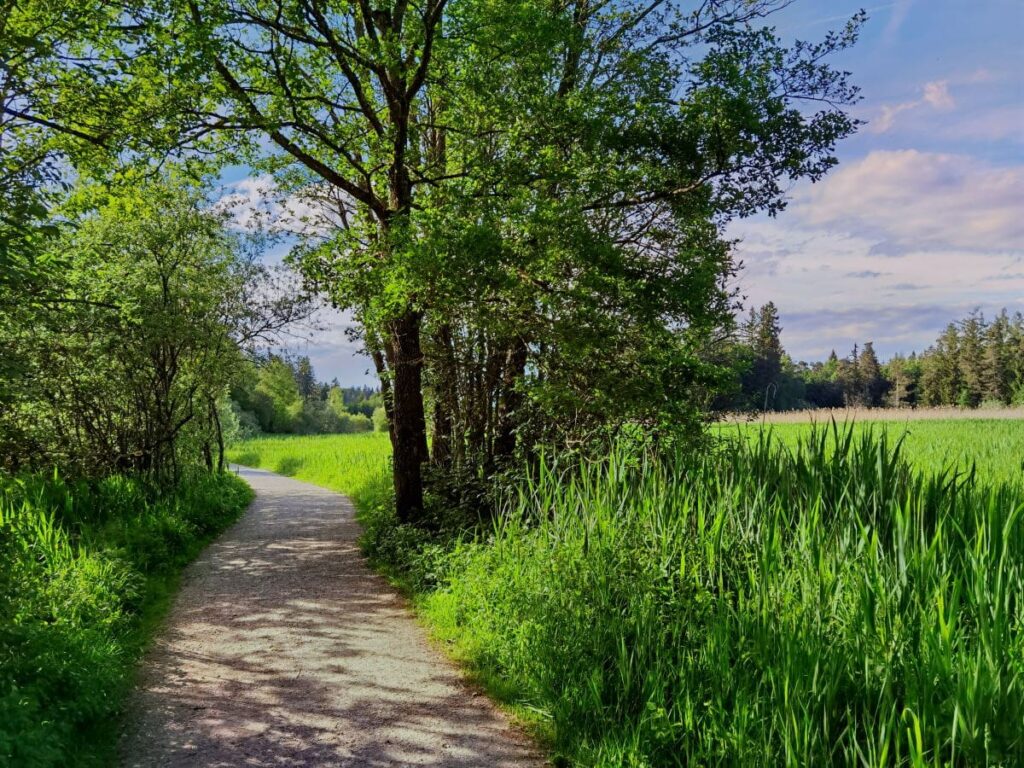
[958,311,986,407]
[920,324,961,406]
[737,302,786,409]
[835,344,864,406]
[858,342,886,406]
[983,310,1012,404]
[294,356,317,400]
[741,306,760,346]
[1011,313,1024,404]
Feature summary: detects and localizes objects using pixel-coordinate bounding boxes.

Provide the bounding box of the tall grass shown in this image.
[426,427,1024,765]
[719,406,1024,424]
[228,432,391,512]
[0,471,252,767]
[227,427,1024,765]
[718,419,1024,486]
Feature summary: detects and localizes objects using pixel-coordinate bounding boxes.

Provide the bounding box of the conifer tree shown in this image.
[858,342,886,406]
[983,310,1012,403]
[958,311,986,407]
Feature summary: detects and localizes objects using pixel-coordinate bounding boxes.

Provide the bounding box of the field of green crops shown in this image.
[228,419,1024,766]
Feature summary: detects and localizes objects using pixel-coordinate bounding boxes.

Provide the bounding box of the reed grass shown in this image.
[428,427,1023,765]
[718,418,1024,486]
[228,425,1024,766]
[719,406,1024,424]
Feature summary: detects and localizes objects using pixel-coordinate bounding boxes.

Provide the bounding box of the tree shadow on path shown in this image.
[120,466,544,767]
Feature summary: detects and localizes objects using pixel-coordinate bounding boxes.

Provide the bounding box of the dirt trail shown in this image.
[120,466,543,767]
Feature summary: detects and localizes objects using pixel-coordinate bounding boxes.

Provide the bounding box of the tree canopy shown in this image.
[4,0,867,522]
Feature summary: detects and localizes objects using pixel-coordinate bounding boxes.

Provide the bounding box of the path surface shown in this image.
[120,466,543,767]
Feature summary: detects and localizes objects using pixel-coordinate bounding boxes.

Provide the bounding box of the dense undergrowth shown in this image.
[0,471,252,767]
[230,427,1024,766]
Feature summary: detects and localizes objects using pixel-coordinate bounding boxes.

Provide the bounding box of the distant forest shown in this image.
[239,304,1024,436]
[228,355,385,438]
[724,305,1024,412]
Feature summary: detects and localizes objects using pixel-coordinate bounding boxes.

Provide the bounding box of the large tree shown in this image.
[80,0,865,522]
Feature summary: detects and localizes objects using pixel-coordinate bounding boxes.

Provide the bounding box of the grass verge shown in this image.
[229,427,1024,766]
[0,470,253,767]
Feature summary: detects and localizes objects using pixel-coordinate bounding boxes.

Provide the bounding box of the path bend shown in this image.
[120,466,544,767]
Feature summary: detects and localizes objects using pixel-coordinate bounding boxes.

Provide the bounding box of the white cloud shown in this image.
[215,175,342,237]
[882,0,915,42]
[729,149,1024,359]
[870,79,955,133]
[922,80,954,109]
[215,175,278,231]
[795,150,1024,252]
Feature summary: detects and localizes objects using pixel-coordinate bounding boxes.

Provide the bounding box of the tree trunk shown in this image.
[368,341,396,447]
[430,324,457,468]
[387,309,429,523]
[211,397,226,472]
[494,336,527,463]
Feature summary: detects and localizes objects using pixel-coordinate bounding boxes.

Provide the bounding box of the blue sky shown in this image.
[221,0,1024,384]
[732,0,1023,363]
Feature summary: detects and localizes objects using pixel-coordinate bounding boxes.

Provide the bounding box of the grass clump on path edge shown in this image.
[229,429,1024,767]
[0,470,252,767]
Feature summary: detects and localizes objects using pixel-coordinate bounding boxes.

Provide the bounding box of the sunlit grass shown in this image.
[227,424,1024,766]
[227,432,392,513]
[716,418,1024,486]
[0,472,252,767]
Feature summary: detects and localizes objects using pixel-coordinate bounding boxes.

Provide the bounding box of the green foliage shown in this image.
[235,426,1024,765]
[229,357,381,437]
[372,406,389,434]
[425,429,1023,765]
[0,471,252,767]
[254,358,303,433]
[0,177,263,479]
[727,307,1024,413]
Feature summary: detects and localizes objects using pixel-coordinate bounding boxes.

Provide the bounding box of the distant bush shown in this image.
[0,471,252,767]
[372,406,388,433]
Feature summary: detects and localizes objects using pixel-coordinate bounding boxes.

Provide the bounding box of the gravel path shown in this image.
[120,466,544,767]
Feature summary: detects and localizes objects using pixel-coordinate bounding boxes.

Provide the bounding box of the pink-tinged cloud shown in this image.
[869,79,955,133]
[943,106,1024,143]
[796,150,1024,252]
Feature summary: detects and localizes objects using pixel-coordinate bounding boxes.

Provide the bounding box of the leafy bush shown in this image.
[337,412,373,434]
[0,471,252,767]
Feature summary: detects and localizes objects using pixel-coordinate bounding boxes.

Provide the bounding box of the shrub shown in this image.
[0,471,252,767]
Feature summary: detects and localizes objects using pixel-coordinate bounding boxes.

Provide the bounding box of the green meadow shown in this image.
[229,419,1024,766]
[717,417,1024,486]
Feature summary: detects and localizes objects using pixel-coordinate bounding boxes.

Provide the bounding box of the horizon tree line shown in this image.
[728,304,1024,411]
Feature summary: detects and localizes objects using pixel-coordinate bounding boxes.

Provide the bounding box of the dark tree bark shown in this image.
[386,310,429,522]
[430,324,457,468]
[494,336,527,464]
